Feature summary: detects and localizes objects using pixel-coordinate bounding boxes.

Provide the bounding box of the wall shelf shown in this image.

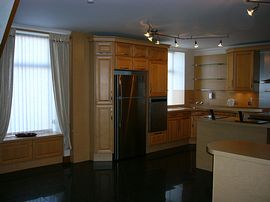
[194,63,226,67]
[194,78,227,81]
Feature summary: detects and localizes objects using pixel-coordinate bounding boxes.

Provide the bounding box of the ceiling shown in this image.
[13,0,270,49]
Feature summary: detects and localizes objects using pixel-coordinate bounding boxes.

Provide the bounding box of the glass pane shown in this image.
[168,51,185,105]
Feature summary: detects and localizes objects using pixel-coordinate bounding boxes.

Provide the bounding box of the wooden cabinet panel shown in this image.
[168,112,191,141]
[234,51,254,90]
[115,56,132,70]
[226,50,259,91]
[149,47,167,61]
[95,105,114,154]
[95,56,113,105]
[0,141,32,164]
[33,137,63,159]
[95,42,114,55]
[116,42,132,56]
[133,45,148,58]
[149,61,167,96]
[133,58,148,70]
[149,131,167,145]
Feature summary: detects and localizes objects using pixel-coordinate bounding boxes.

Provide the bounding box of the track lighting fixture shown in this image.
[246,0,270,16]
[247,3,259,16]
[174,38,179,47]
[218,40,223,47]
[143,24,228,48]
[194,41,199,48]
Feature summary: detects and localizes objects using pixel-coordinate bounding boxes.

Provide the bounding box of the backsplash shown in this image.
[193,90,259,107]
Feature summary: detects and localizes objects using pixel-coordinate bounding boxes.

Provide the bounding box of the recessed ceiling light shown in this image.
[87,0,95,4]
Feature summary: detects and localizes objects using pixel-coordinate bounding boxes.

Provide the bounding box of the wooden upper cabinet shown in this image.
[115,56,133,70]
[133,58,148,71]
[227,50,259,91]
[115,42,132,56]
[149,61,167,97]
[148,47,168,61]
[95,56,113,105]
[95,41,114,55]
[133,45,148,58]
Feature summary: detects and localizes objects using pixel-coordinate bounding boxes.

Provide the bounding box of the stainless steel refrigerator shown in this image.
[114,70,147,160]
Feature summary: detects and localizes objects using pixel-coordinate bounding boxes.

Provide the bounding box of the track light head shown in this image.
[247,3,259,16]
[144,32,150,37]
[218,40,223,47]
[148,36,153,42]
[194,40,199,48]
[174,38,179,47]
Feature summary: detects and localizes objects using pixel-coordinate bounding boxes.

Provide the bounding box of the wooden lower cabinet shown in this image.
[149,131,167,146]
[94,105,114,161]
[0,134,63,174]
[168,111,191,141]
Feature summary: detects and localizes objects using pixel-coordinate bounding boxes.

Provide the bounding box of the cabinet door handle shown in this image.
[110,108,113,120]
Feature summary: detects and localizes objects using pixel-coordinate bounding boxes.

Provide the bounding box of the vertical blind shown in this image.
[7,32,59,134]
[168,51,185,105]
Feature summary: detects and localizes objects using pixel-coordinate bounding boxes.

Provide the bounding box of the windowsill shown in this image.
[3,132,63,142]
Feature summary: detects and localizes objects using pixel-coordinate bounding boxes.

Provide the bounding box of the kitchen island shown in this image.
[196,117,270,171]
[207,140,270,202]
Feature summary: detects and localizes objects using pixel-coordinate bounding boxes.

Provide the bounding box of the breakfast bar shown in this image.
[207,140,270,202]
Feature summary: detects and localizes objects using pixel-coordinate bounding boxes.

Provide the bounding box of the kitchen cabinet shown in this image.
[91,38,115,161]
[167,111,191,141]
[133,58,148,71]
[191,111,209,138]
[115,56,133,70]
[95,55,113,105]
[0,134,63,174]
[149,131,167,145]
[94,105,114,161]
[227,50,259,91]
[116,42,132,56]
[95,41,114,55]
[148,47,167,61]
[133,45,148,58]
[149,60,167,97]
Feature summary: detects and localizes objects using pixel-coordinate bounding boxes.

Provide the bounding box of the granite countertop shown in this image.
[207,140,270,166]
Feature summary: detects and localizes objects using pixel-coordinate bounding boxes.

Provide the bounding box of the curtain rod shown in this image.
[12,24,71,35]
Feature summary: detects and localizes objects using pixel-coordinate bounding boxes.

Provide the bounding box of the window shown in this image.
[168,51,185,105]
[7,31,59,135]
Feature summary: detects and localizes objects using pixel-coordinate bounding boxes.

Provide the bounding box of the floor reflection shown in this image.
[0,145,212,202]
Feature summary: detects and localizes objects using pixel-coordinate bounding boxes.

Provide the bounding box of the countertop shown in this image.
[199,116,270,128]
[168,105,268,113]
[207,140,270,166]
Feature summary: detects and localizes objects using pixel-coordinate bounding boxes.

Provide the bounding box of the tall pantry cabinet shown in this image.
[90,38,114,161]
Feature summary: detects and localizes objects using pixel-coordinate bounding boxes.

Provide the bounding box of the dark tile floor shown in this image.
[0,145,212,202]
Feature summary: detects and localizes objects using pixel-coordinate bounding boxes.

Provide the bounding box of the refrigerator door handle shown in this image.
[119,98,122,128]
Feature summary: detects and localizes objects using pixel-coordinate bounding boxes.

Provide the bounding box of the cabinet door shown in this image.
[179,116,191,139]
[226,52,234,90]
[0,141,32,164]
[95,56,113,105]
[115,42,132,56]
[234,51,254,90]
[133,58,148,71]
[167,117,180,141]
[95,105,114,156]
[133,45,148,58]
[149,61,167,97]
[33,136,63,159]
[115,56,132,70]
[95,42,113,55]
[149,131,167,145]
[148,47,167,61]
